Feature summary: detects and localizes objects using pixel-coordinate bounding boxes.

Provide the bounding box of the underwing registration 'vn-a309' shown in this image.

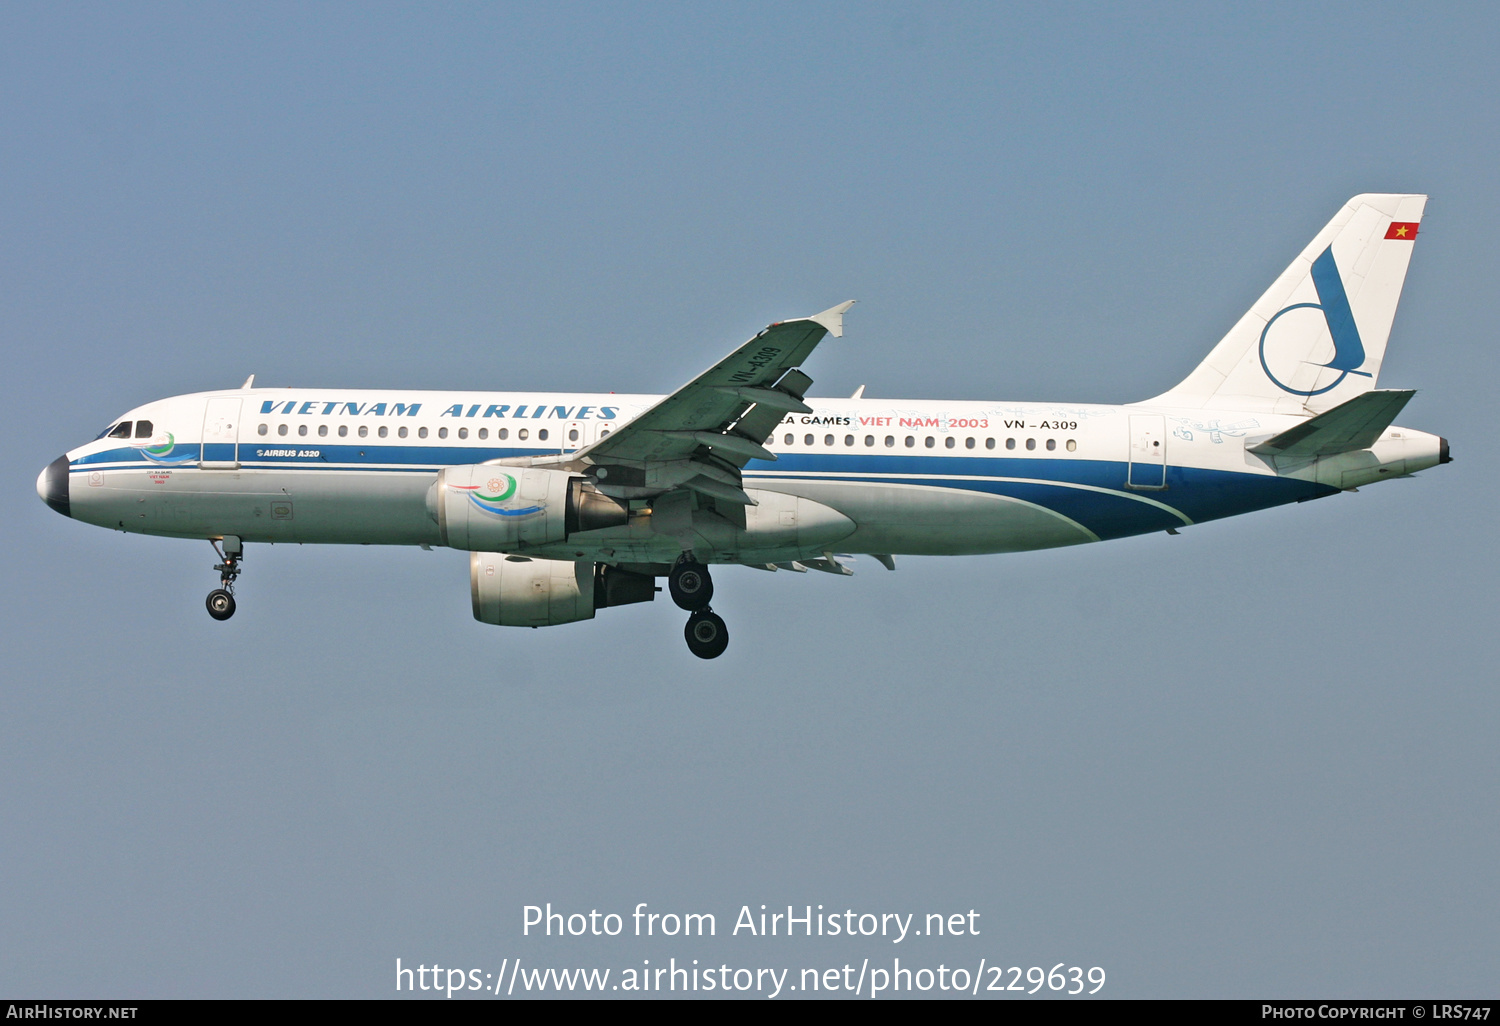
[38,195,1449,658]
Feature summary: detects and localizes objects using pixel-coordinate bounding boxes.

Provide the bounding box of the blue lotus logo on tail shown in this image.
[454,474,545,517]
[1258,245,1372,397]
[135,433,198,465]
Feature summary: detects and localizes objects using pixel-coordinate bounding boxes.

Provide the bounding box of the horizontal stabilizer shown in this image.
[1249,389,1415,457]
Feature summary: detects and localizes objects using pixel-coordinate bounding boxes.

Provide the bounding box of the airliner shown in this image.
[37,194,1448,658]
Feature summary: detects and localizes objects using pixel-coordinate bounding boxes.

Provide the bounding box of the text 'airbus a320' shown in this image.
[39,194,1448,658]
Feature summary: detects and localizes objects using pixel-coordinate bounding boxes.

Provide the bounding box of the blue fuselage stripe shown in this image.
[70,444,1335,543]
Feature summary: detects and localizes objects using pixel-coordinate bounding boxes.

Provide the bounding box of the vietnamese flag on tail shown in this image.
[1385,221,1419,240]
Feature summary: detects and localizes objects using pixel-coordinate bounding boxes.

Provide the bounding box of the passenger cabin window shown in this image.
[298,424,308,436]
[538,429,549,441]
[339,425,348,437]
[477,428,488,440]
[378,426,388,438]
[438,427,448,439]
[569,429,579,442]
[805,434,814,446]
[109,422,132,439]
[784,433,793,445]
[318,424,327,437]
[1066,439,1077,452]
[359,425,368,438]
[257,424,268,436]
[924,436,935,448]
[517,428,527,440]
[865,435,875,446]
[458,427,468,439]
[1026,438,1036,450]
[134,421,153,438]
[498,428,508,440]
[1046,438,1056,451]
[965,437,975,449]
[278,424,288,436]
[904,436,915,447]
[398,426,408,438]
[986,438,996,449]
[885,436,895,447]
[945,436,956,448]
[845,435,854,446]
[1006,438,1016,450]
[418,427,428,439]
[824,434,834,446]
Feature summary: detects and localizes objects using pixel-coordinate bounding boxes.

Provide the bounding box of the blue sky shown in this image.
[3,3,1496,997]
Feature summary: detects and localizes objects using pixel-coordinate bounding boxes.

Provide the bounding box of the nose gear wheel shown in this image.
[206,589,236,620]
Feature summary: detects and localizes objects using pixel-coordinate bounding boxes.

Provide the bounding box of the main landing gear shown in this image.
[670,557,727,659]
[206,536,243,621]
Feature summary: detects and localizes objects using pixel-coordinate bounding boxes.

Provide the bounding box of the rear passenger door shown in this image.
[1127,414,1167,489]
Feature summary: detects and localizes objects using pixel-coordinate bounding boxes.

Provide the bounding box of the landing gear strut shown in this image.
[206,536,243,621]
[670,556,727,658]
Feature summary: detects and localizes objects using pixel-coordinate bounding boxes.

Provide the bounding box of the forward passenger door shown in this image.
[201,398,242,469]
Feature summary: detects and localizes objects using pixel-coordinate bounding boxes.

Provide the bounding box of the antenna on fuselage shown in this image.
[851,384,866,399]
[242,374,255,389]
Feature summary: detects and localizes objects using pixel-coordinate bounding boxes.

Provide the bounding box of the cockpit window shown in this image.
[134,420,153,439]
[96,423,118,439]
[108,422,133,439]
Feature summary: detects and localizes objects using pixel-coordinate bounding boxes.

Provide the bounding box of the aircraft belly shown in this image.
[69,467,440,545]
[749,479,1096,555]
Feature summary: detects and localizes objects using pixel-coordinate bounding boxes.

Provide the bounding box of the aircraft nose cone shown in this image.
[37,455,71,517]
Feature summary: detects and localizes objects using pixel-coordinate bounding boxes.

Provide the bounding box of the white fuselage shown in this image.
[50,387,1444,567]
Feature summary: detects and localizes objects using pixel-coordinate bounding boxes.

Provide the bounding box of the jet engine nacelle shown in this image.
[471,553,595,626]
[431,465,628,551]
[470,555,657,627]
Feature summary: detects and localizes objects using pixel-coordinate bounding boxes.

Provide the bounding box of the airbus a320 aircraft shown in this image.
[38,194,1448,658]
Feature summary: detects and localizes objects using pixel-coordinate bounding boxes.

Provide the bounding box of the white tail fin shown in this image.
[1147,194,1427,414]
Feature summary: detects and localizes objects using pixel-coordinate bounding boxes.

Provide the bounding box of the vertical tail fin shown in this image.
[1147,194,1427,414]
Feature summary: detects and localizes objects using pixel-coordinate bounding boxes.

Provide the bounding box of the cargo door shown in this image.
[201,397,242,469]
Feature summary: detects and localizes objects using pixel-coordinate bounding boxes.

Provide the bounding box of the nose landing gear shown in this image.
[206,536,243,621]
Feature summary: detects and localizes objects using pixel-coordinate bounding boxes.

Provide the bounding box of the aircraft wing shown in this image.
[571,301,853,503]
[1249,389,1416,457]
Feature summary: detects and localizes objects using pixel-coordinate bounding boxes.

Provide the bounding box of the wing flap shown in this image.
[727,369,815,455]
